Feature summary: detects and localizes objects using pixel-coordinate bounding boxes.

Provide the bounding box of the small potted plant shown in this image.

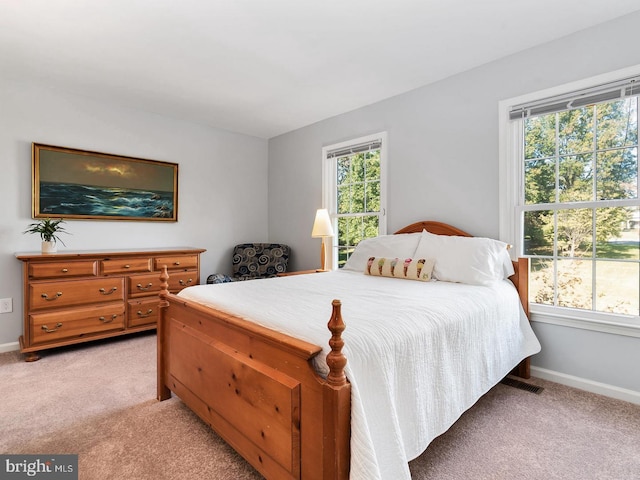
[23,218,69,253]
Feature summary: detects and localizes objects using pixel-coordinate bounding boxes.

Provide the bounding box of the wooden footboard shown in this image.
[157,267,350,480]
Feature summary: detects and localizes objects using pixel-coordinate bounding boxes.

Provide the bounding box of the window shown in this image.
[322,132,387,269]
[500,71,640,334]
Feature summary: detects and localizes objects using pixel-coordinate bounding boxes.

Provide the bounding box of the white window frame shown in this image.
[321,132,388,270]
[499,65,640,338]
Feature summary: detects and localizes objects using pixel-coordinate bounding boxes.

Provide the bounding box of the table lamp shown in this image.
[311,208,334,271]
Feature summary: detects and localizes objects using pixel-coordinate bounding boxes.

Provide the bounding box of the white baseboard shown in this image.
[0,341,20,354]
[531,366,640,406]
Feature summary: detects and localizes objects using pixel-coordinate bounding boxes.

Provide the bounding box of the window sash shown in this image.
[516,99,640,319]
[499,67,640,336]
[322,132,387,270]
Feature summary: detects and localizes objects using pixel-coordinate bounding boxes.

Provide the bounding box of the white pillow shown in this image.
[502,249,516,278]
[342,233,422,271]
[414,230,512,286]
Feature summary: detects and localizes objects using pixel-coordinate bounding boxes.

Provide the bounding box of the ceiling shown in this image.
[2,1,640,139]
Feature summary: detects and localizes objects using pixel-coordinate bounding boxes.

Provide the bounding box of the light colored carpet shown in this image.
[2,332,639,479]
[1,333,260,480]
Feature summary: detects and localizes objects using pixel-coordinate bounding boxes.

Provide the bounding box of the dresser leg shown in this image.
[19,336,41,362]
[24,351,40,362]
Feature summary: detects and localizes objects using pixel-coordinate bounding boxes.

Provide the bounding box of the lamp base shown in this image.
[319,237,328,271]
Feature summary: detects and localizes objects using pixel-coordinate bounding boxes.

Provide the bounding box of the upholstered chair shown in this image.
[207,243,290,284]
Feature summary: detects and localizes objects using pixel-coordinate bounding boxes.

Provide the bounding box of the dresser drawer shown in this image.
[154,255,199,271]
[30,303,125,345]
[127,297,159,328]
[168,271,198,291]
[101,257,152,275]
[29,278,125,310]
[29,260,97,279]
[128,273,162,297]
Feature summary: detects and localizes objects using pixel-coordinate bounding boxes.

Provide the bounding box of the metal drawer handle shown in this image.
[99,315,118,323]
[41,292,63,301]
[61,268,69,273]
[136,282,153,291]
[41,322,63,333]
[136,309,154,318]
[174,261,181,266]
[179,278,193,286]
[99,287,118,295]
[123,264,131,269]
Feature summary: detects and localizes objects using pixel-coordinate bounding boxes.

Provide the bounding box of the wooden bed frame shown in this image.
[156,221,530,480]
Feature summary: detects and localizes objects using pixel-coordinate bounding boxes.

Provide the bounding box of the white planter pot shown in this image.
[41,241,57,254]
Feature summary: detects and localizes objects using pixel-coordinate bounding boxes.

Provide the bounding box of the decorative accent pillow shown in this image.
[364,257,435,282]
[342,233,422,272]
[414,230,512,286]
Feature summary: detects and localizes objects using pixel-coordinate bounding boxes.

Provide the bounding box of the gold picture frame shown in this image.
[32,143,178,221]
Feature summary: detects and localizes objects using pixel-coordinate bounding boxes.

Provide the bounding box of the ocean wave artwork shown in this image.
[39,182,174,218]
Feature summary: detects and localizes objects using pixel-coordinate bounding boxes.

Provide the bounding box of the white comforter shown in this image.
[178,270,541,480]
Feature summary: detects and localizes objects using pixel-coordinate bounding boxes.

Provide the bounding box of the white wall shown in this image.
[268,11,640,397]
[0,78,269,348]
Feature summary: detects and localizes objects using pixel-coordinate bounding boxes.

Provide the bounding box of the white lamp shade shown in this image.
[311,209,334,237]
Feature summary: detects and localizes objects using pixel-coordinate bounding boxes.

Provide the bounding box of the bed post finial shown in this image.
[159,265,170,307]
[327,299,347,387]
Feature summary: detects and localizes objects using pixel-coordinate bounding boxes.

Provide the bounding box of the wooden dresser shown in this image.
[15,247,206,361]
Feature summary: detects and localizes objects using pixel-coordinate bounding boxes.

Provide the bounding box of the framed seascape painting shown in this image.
[32,143,178,221]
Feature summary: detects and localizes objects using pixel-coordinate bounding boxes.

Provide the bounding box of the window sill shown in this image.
[530,305,640,338]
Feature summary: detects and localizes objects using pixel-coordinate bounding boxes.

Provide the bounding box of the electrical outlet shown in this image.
[0,298,12,313]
